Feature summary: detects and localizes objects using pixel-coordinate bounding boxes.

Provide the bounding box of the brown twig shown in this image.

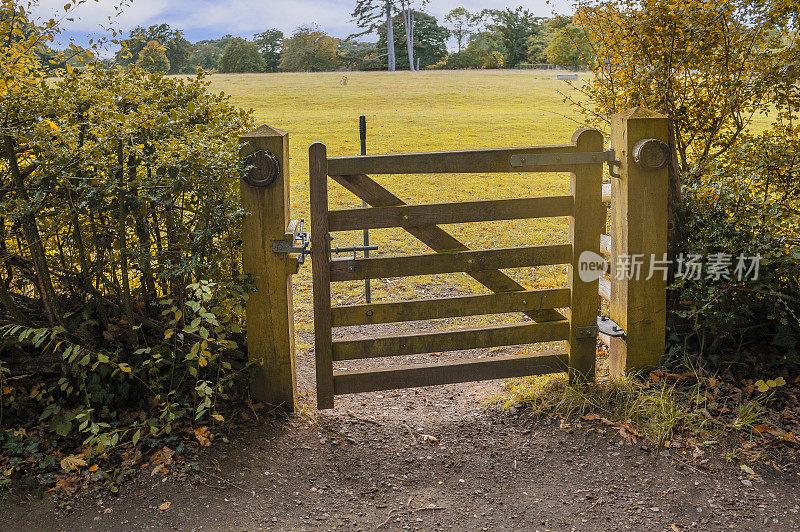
[376,502,446,529]
[202,468,249,493]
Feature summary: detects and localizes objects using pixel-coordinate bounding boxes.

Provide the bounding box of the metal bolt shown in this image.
[366,310,373,317]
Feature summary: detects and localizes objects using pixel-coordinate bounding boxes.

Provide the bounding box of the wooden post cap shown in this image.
[632,138,669,170]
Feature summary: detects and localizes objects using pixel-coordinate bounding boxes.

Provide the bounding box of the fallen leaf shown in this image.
[158,501,171,511]
[194,426,212,447]
[420,434,439,444]
[122,448,142,468]
[581,413,602,421]
[741,464,755,475]
[150,446,175,465]
[88,464,99,472]
[60,454,87,472]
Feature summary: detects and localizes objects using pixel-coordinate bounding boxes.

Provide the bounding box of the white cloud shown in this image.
[32,0,576,47]
[32,0,169,32]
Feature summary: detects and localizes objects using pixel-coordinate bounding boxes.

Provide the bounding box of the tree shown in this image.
[545,24,591,69]
[253,29,284,72]
[399,0,418,70]
[116,24,191,74]
[187,35,234,72]
[352,0,397,71]
[483,7,542,67]
[339,40,380,70]
[437,50,483,69]
[571,0,797,355]
[377,11,449,70]
[444,7,476,52]
[572,0,785,171]
[462,31,506,69]
[279,25,340,72]
[136,40,170,73]
[219,37,266,73]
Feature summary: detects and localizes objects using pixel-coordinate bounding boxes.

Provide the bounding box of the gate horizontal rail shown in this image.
[327,144,612,175]
[332,320,570,361]
[333,350,570,395]
[331,287,571,327]
[329,244,572,282]
[328,195,574,231]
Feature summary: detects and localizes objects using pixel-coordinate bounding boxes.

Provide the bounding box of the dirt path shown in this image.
[4,336,800,531]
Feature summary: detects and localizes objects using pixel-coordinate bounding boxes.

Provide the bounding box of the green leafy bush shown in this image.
[672,127,800,367]
[1,59,254,464]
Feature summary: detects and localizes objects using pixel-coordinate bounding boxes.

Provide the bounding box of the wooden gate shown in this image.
[309,129,612,409]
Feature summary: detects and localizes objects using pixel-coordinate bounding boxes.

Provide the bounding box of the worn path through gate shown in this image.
[5,115,800,530]
[6,341,800,531]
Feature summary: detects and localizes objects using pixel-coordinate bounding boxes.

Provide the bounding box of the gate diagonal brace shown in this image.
[329,173,567,324]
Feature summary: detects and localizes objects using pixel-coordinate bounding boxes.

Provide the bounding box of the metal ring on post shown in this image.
[243,150,280,187]
[632,139,669,170]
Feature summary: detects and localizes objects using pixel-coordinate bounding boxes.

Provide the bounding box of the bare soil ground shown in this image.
[3,330,800,531]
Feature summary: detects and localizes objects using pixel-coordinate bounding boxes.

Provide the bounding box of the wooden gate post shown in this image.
[239,125,297,410]
[569,128,604,382]
[608,107,670,379]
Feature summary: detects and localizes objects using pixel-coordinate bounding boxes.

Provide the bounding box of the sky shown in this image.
[33,0,575,52]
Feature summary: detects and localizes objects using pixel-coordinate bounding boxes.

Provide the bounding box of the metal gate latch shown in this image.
[329,236,378,272]
[272,219,311,264]
[598,315,626,338]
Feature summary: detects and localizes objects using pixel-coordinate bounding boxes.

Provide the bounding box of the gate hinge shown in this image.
[576,325,600,339]
[272,219,311,265]
[598,315,626,338]
[606,149,622,178]
[510,150,615,167]
[575,316,626,340]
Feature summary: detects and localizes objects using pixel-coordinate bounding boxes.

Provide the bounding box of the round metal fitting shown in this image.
[632,139,669,170]
[243,150,280,187]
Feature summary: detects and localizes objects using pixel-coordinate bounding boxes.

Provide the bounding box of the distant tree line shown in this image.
[107,5,590,74]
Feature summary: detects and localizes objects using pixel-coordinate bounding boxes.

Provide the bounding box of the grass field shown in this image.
[209,70,592,346]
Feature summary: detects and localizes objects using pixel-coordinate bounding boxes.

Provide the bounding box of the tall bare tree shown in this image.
[400,1,415,71]
[352,0,397,71]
